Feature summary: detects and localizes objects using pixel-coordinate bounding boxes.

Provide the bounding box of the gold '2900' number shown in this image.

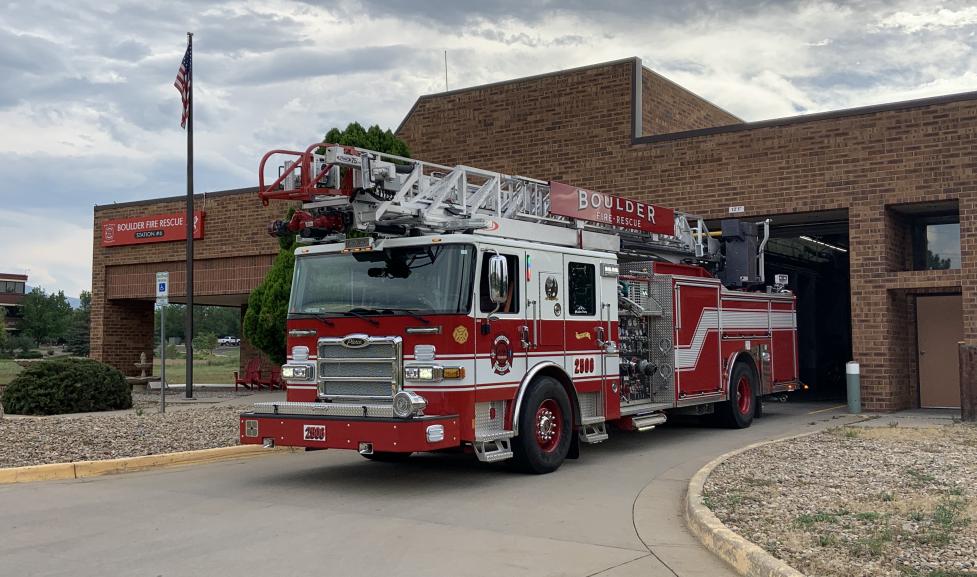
[303,425,326,441]
[573,357,595,374]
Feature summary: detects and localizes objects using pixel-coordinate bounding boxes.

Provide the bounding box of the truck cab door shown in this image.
[475,248,527,386]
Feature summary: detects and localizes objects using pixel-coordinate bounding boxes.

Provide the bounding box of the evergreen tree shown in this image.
[66,291,91,356]
[244,123,410,364]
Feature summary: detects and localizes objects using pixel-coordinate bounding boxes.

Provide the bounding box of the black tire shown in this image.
[362,451,413,462]
[511,376,573,474]
[717,362,756,429]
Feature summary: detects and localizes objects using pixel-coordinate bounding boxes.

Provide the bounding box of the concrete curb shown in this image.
[685,432,818,577]
[0,445,297,485]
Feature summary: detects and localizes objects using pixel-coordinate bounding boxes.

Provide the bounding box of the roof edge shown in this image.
[633,89,977,144]
[94,187,260,212]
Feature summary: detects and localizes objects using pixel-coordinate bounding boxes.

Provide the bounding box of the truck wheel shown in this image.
[512,376,572,474]
[718,363,756,429]
[362,451,413,462]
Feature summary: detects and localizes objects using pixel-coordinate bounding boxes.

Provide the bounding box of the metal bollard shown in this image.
[846,361,861,414]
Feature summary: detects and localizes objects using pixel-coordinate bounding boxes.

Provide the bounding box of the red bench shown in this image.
[233,358,263,391]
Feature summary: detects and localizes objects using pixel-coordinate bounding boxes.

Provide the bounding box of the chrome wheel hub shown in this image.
[537,408,556,441]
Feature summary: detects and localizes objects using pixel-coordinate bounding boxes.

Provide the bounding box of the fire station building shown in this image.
[91,57,974,411]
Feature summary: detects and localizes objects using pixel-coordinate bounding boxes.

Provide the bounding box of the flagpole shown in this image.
[185,31,195,399]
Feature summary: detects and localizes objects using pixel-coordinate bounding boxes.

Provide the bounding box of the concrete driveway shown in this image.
[0,401,855,577]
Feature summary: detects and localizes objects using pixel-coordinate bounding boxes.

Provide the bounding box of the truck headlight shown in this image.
[404,365,442,381]
[281,364,312,380]
[393,391,427,418]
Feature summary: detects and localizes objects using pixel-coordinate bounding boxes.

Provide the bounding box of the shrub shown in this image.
[9,333,35,355]
[0,358,132,415]
[15,350,44,359]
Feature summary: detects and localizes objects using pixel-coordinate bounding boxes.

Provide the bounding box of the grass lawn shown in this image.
[0,350,241,387]
[0,359,22,385]
[153,348,240,384]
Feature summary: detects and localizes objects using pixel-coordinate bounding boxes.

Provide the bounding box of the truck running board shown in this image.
[630,412,667,432]
[473,438,513,462]
[579,422,609,444]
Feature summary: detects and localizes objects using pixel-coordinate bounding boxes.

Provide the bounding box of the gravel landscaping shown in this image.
[704,424,977,577]
[0,403,242,468]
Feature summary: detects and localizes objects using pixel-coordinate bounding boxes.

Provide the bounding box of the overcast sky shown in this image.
[2,0,977,297]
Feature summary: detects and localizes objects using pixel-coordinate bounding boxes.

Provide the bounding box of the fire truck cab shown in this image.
[240,144,801,473]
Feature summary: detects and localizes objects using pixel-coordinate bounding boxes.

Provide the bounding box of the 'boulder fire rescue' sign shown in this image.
[101,211,205,247]
[548,182,675,236]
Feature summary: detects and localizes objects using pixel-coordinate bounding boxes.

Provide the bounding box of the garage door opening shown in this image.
[711,210,852,401]
[762,210,852,400]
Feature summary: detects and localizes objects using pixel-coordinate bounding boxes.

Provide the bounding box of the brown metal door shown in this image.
[917,295,963,408]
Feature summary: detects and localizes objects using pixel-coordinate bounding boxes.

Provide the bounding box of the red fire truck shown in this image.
[239,144,801,473]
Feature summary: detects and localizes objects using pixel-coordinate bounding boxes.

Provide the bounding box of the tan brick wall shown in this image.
[398,58,977,411]
[641,68,741,136]
[91,188,295,376]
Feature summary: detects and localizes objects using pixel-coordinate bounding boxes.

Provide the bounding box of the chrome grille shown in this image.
[317,336,401,400]
[318,361,393,378]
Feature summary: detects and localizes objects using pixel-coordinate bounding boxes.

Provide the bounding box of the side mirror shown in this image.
[488,254,509,306]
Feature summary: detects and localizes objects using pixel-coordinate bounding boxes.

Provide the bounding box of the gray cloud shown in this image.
[3,0,977,295]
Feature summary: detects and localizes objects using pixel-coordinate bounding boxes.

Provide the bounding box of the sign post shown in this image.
[156,272,169,414]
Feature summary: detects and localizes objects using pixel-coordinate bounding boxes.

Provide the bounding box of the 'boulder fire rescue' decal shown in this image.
[492,335,512,375]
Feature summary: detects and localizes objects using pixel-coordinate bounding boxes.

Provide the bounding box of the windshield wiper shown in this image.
[344,308,381,327]
[381,308,431,324]
[289,312,334,327]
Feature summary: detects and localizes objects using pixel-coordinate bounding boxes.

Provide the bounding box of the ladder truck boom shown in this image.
[257,143,770,282]
[240,142,801,474]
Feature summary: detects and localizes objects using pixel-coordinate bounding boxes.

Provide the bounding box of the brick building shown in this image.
[91,57,972,410]
[0,272,27,334]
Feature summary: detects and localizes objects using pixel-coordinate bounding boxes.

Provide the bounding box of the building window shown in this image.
[889,201,961,272]
[0,281,25,294]
[568,262,596,316]
[914,217,960,271]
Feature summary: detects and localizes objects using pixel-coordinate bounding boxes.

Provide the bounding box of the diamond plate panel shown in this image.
[475,400,506,437]
[251,401,394,418]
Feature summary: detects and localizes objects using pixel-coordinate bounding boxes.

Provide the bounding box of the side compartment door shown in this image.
[674,281,723,399]
[474,248,527,387]
[526,249,566,370]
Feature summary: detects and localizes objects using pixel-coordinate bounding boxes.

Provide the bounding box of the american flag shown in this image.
[174,43,191,129]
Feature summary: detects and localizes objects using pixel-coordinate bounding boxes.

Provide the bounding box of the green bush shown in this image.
[15,350,43,359]
[0,358,132,415]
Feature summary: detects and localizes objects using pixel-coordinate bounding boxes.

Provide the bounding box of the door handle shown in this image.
[529,300,539,349]
[518,325,531,350]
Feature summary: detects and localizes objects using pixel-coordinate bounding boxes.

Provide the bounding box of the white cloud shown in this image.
[876,7,977,33]
[0,208,93,298]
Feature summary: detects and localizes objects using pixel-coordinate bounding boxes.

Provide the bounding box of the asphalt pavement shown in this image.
[0,401,858,577]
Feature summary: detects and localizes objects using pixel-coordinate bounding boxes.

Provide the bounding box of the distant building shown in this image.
[0,273,27,333]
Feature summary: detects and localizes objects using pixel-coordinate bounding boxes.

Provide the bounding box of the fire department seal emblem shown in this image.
[452,325,469,344]
[544,276,559,300]
[491,334,512,375]
[103,224,115,242]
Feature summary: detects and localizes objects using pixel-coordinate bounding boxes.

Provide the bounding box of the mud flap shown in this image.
[567,430,580,459]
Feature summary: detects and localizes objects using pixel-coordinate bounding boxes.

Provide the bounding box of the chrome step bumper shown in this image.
[251,401,393,419]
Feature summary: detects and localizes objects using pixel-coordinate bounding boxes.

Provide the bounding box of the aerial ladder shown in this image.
[257,143,770,288]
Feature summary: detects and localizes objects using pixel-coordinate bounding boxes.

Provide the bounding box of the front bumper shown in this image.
[239,405,460,453]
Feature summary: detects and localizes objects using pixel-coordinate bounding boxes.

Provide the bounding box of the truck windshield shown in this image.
[289,244,475,316]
